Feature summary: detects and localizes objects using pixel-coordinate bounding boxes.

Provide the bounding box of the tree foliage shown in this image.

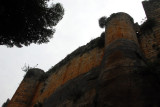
[98,16,107,28]
[0,0,64,47]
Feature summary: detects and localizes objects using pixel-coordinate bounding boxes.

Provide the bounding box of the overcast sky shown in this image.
[0,0,145,105]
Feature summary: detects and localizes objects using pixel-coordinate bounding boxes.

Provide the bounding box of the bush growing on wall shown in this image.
[98,16,107,28]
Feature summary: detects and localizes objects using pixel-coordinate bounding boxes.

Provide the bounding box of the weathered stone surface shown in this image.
[101,39,145,71]
[43,67,100,107]
[31,47,104,106]
[42,65,160,107]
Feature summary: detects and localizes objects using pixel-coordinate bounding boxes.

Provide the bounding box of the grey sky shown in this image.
[0,0,145,105]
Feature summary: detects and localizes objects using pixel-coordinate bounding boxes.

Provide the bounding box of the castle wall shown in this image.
[8,1,160,106]
[142,0,160,46]
[40,11,160,107]
[30,47,104,106]
[41,13,154,107]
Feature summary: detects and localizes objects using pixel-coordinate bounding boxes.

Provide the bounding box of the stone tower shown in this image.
[98,13,147,107]
[7,69,44,107]
[102,13,144,71]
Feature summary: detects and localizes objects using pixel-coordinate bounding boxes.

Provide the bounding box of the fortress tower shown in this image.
[105,13,138,46]
[7,69,44,107]
[102,13,144,71]
[98,13,146,106]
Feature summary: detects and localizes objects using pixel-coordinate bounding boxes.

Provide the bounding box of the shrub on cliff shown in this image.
[21,64,33,73]
[22,64,41,78]
[0,0,64,47]
[99,16,107,28]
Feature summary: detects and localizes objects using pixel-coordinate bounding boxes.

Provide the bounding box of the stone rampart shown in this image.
[31,47,104,106]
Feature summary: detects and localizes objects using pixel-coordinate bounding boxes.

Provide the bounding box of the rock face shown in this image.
[8,0,160,107]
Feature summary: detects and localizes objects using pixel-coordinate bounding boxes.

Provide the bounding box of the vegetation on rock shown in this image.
[98,16,107,28]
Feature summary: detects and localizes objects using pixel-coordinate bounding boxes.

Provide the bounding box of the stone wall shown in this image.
[142,0,160,46]
[42,13,160,107]
[7,35,104,107]
[30,47,104,106]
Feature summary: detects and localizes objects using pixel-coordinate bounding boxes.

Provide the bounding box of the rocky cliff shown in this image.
[7,0,160,106]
